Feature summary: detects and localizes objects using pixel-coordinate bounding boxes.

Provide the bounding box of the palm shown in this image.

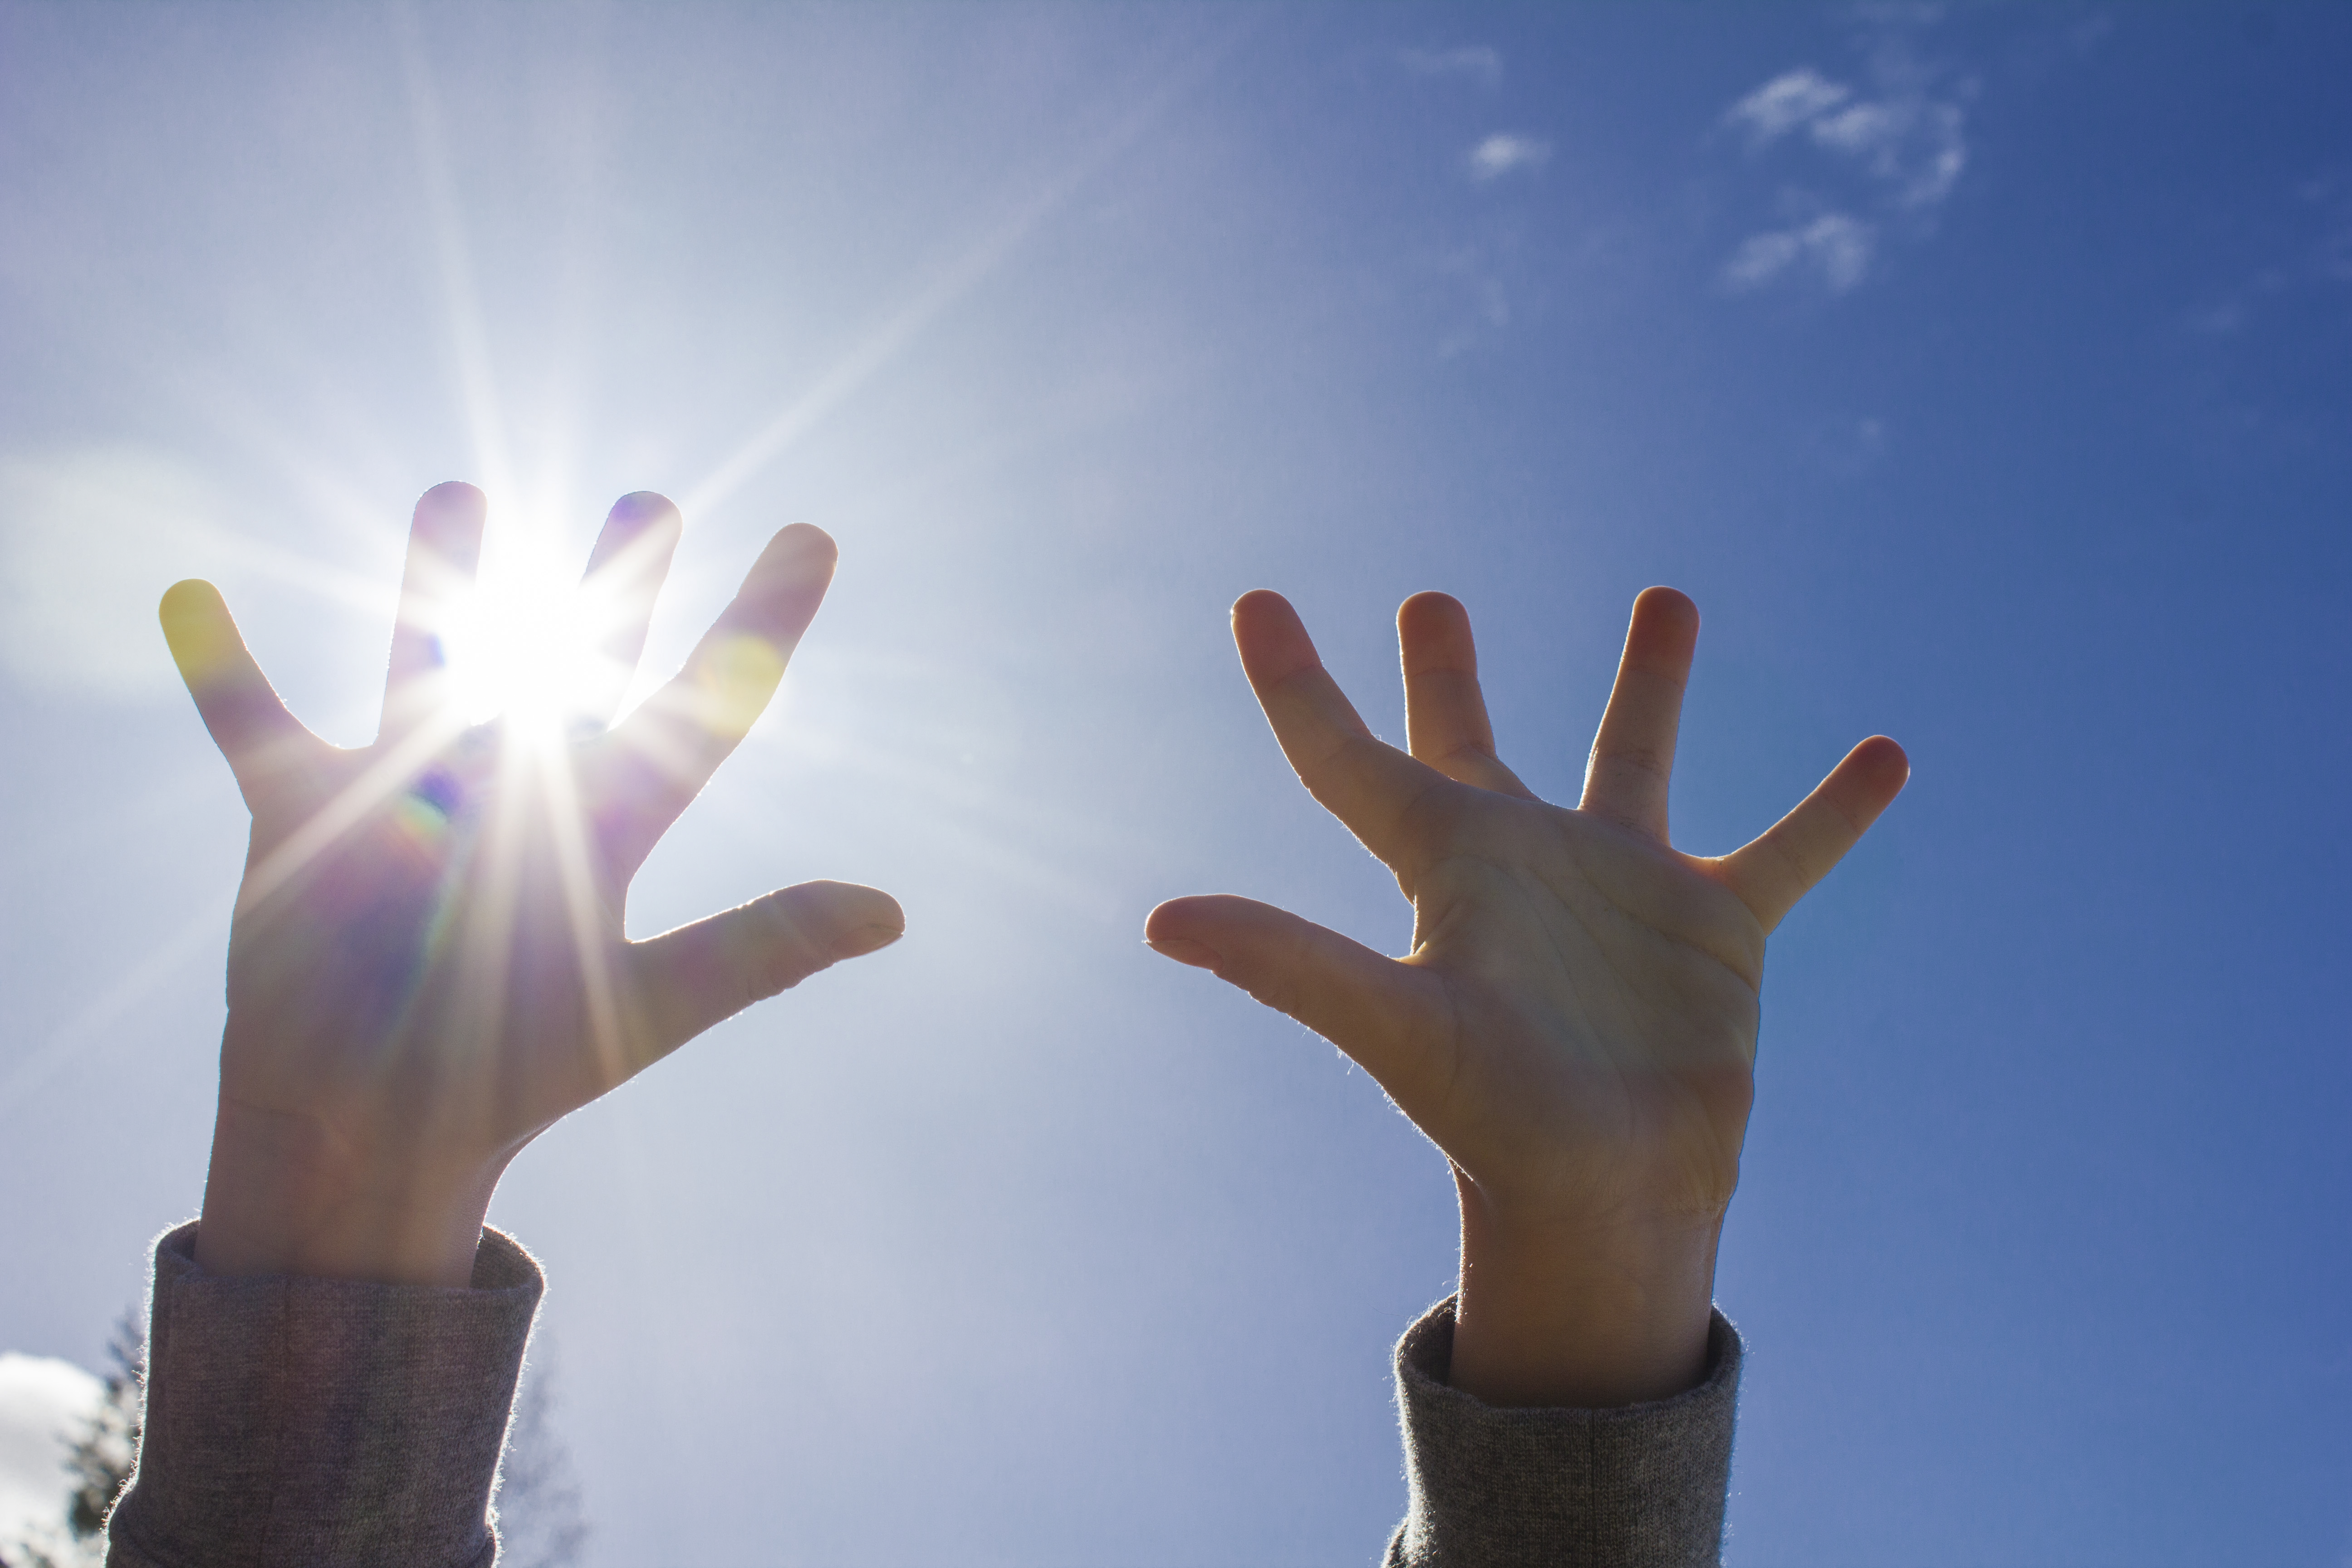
[1148,587,1907,1234]
[1401,796,1765,1229]
[168,483,900,1186]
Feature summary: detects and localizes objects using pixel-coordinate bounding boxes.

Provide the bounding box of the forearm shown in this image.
[1447,1172,1723,1408]
[195,1097,512,1288]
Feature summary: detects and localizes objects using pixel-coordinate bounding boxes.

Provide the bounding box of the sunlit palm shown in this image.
[161,482,902,1278]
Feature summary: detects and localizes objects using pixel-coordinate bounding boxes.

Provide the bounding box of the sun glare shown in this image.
[437,524,630,734]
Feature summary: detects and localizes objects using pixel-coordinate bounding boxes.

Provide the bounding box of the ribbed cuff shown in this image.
[108,1221,543,1568]
[1386,1297,1741,1568]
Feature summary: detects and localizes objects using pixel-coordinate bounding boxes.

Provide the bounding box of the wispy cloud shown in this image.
[1810,93,1967,209]
[0,445,385,700]
[1468,133,1551,184]
[1401,45,1502,89]
[2184,170,2352,338]
[1717,20,1975,294]
[1723,212,1877,294]
[1728,68,1852,143]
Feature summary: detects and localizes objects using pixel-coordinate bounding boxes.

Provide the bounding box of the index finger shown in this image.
[1233,590,1450,870]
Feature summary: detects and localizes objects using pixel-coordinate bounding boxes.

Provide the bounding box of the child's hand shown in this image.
[164,483,902,1287]
[1147,588,1905,1406]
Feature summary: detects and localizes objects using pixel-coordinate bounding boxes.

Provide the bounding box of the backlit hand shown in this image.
[163,482,902,1285]
[1147,588,1906,1405]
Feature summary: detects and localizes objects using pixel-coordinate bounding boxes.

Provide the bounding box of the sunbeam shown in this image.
[236,715,467,912]
[535,738,631,1083]
[0,892,231,1128]
[391,0,516,505]
[676,21,1249,523]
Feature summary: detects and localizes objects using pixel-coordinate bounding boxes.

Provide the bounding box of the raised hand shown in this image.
[1147,588,1906,1406]
[162,482,902,1286]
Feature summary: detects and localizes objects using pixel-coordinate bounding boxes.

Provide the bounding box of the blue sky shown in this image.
[2,4,2349,1563]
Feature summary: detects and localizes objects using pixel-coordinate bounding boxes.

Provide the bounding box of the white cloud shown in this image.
[1810,97,1967,208]
[1716,26,1973,293]
[1725,60,1969,214]
[1468,133,1551,183]
[1727,69,1852,144]
[1723,212,1877,294]
[0,446,365,701]
[0,446,242,699]
[0,1352,101,1557]
[1400,45,1502,88]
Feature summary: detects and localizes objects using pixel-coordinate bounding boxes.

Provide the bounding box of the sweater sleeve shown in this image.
[1385,1298,1741,1568]
[106,1221,543,1568]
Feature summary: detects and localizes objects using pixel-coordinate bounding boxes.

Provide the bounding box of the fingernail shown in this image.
[1146,937,1220,970]
[830,923,904,961]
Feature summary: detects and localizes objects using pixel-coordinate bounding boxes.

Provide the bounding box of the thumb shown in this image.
[628,880,904,1055]
[1146,894,1450,1105]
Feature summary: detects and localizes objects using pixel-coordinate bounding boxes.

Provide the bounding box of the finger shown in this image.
[1233,590,1453,870]
[598,524,836,873]
[158,579,319,802]
[576,491,684,727]
[1579,587,1699,840]
[1397,591,1535,799]
[627,880,904,1058]
[380,481,487,742]
[1146,893,1452,1110]
[1714,735,1910,931]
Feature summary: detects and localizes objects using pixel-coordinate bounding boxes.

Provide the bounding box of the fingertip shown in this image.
[737,524,838,614]
[1146,891,1239,936]
[159,578,222,625]
[829,922,903,961]
[1144,897,1231,970]
[1397,591,1475,672]
[1143,895,1199,944]
[1383,588,1458,630]
[157,579,235,673]
[789,879,906,963]
[1146,935,1221,969]
[814,878,903,934]
[1848,735,1912,801]
[769,521,838,566]
[1617,587,1700,686]
[418,479,486,514]
[611,490,683,533]
[1231,588,1290,615]
[1634,584,1697,619]
[411,482,487,566]
[1631,585,1700,636]
[1230,592,1319,685]
[1856,733,1909,774]
[1398,590,1466,624]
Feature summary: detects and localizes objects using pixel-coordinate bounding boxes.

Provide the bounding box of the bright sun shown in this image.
[436,529,631,734]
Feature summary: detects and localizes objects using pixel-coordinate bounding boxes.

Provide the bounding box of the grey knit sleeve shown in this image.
[106,1221,543,1568]
[1385,1298,1741,1568]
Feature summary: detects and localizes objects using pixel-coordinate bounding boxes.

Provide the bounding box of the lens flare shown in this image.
[432,515,646,736]
[440,573,606,729]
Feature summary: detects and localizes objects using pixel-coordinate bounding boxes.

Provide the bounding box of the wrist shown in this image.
[195,1097,510,1287]
[1447,1173,1724,1408]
